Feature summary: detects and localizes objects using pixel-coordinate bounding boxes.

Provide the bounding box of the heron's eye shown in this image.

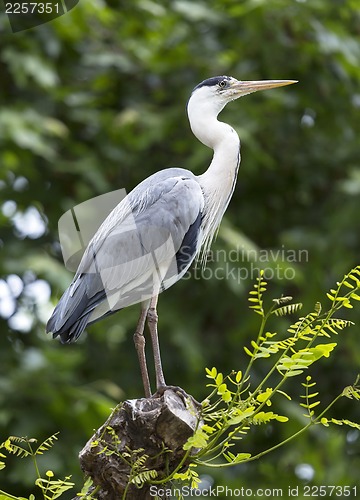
[218,80,228,90]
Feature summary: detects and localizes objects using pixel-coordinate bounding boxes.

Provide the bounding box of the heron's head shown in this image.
[188,75,297,118]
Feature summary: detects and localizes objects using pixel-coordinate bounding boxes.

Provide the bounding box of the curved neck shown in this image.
[187,99,240,179]
[201,121,240,180]
[188,107,241,256]
[190,112,240,190]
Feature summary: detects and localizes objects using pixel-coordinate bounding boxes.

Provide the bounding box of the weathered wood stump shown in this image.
[77,388,201,499]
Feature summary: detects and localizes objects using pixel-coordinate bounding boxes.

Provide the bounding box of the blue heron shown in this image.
[47,76,296,397]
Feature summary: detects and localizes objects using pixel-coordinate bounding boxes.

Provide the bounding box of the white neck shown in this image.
[187,99,241,256]
[198,119,240,181]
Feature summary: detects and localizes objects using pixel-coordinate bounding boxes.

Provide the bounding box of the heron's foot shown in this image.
[153,385,202,411]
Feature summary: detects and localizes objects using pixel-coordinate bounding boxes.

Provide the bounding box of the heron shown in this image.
[47,76,296,397]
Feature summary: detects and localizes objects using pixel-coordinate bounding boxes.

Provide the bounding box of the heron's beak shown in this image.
[230,79,297,98]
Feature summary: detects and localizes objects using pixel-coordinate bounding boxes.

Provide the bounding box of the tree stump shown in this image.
[77,388,201,499]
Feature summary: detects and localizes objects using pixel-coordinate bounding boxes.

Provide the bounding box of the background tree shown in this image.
[0,0,359,496]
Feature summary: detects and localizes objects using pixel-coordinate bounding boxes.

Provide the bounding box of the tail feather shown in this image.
[46,275,106,343]
[57,312,92,344]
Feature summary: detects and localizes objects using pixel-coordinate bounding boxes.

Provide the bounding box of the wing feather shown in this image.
[47,168,204,342]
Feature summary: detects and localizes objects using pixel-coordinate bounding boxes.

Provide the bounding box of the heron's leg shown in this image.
[133,305,152,398]
[147,294,166,390]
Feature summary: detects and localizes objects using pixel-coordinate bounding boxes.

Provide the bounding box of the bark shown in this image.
[77,388,201,499]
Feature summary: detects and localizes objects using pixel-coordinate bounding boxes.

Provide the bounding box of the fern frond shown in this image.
[252,411,289,424]
[1,438,31,459]
[0,451,6,471]
[298,376,322,420]
[133,454,148,469]
[248,271,267,317]
[35,475,74,499]
[326,266,360,309]
[273,302,303,317]
[314,301,322,315]
[277,344,337,379]
[6,436,31,444]
[77,477,95,499]
[287,311,318,338]
[341,383,360,400]
[328,418,360,430]
[343,266,360,287]
[223,451,251,463]
[324,318,353,330]
[131,469,158,486]
[174,464,200,489]
[272,296,293,306]
[265,336,297,351]
[254,345,279,358]
[36,433,59,455]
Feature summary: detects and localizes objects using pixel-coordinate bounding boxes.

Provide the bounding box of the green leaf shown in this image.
[215,373,223,386]
[205,367,217,379]
[252,411,289,424]
[227,407,255,425]
[183,428,209,450]
[341,384,360,400]
[285,369,305,377]
[0,493,28,500]
[257,388,273,403]
[330,418,360,430]
[307,401,321,409]
[309,343,337,359]
[221,391,232,403]
[217,383,227,394]
[224,452,252,463]
[275,415,289,423]
[244,346,254,357]
[201,425,215,434]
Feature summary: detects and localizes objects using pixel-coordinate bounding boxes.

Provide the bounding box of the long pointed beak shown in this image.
[230,79,297,97]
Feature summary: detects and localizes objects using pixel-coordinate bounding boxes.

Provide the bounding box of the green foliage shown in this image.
[155,269,359,490]
[34,474,74,500]
[92,425,159,496]
[242,269,359,384]
[92,269,359,496]
[1,270,359,498]
[173,464,200,490]
[0,434,74,500]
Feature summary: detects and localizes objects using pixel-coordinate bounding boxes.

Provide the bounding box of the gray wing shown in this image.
[46,168,204,343]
